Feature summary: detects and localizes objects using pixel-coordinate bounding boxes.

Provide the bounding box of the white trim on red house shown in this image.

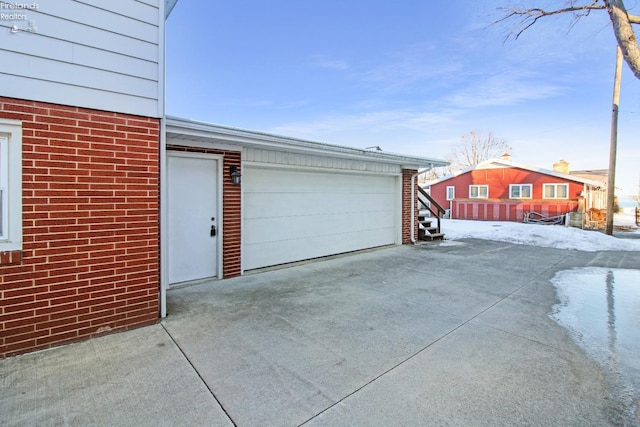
[543,183,570,199]
[468,184,489,199]
[509,183,533,199]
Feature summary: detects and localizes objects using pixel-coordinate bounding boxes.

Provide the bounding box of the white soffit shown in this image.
[165,116,448,170]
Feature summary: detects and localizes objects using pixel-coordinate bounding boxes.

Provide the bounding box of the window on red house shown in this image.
[543,183,569,199]
[446,186,455,200]
[510,184,532,199]
[469,185,488,199]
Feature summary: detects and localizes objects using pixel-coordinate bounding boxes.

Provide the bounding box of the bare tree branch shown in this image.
[494,2,606,40]
[426,131,511,180]
[495,0,640,79]
[449,131,511,172]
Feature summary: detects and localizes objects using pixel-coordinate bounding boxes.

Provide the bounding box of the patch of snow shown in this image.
[616,207,640,230]
[443,212,640,252]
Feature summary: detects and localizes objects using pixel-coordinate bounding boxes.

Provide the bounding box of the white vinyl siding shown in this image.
[0,120,22,250]
[0,1,163,118]
[510,184,532,199]
[469,185,488,199]
[543,183,569,199]
[446,186,455,201]
[243,147,401,175]
[243,166,399,270]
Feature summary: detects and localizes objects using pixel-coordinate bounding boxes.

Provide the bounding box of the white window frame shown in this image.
[543,183,569,199]
[446,186,455,201]
[509,184,532,199]
[469,185,488,199]
[0,119,23,251]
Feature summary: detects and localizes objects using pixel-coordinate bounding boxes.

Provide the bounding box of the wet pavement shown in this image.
[551,267,640,424]
[1,239,639,426]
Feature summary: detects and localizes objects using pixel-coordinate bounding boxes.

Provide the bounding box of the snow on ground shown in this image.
[443,208,640,252]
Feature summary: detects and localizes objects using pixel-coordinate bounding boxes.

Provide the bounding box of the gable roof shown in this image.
[166,0,179,18]
[425,158,605,188]
[165,116,449,170]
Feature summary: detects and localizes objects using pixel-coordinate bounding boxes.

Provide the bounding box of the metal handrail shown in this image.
[417,186,446,216]
[417,186,446,234]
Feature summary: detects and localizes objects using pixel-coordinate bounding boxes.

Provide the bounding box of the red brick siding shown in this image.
[0,98,160,358]
[402,169,418,244]
[0,250,22,266]
[166,145,242,278]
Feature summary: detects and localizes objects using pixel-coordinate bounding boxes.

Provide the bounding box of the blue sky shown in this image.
[166,1,640,196]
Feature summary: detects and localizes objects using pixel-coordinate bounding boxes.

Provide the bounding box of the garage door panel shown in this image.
[244,210,395,245]
[244,228,397,270]
[243,167,399,270]
[244,192,395,218]
[245,168,394,193]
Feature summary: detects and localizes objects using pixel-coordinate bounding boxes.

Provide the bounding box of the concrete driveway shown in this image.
[2,239,639,426]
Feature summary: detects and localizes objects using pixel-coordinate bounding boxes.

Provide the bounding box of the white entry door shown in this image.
[167,153,219,285]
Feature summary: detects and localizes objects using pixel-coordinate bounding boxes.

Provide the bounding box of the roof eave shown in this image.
[165,116,448,169]
[425,158,606,188]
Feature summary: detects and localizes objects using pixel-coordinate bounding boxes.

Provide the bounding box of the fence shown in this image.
[451,200,579,222]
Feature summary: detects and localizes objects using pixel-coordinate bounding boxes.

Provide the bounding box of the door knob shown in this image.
[210,225,217,237]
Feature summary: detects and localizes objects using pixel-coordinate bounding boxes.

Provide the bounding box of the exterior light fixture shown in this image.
[229,166,242,185]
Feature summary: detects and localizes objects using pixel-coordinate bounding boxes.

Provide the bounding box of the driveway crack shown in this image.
[298,253,572,426]
[161,323,238,427]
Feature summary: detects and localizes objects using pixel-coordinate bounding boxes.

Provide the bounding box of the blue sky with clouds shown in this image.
[166,1,640,195]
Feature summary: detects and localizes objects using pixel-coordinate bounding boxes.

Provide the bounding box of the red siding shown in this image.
[430,166,585,222]
[0,98,160,358]
[166,145,242,278]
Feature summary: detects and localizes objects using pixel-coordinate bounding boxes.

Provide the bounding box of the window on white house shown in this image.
[446,186,455,201]
[0,120,22,250]
[509,184,532,199]
[469,185,488,199]
[0,136,7,238]
[543,183,569,199]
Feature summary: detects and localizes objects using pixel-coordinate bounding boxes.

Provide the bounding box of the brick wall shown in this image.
[166,145,242,278]
[0,98,160,357]
[402,169,418,244]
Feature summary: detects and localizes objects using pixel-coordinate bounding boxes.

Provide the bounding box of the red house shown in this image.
[424,155,607,223]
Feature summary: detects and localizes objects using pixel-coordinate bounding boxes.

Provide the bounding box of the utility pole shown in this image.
[606,46,622,236]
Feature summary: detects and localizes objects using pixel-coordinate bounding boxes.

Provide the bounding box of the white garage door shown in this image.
[243,166,399,270]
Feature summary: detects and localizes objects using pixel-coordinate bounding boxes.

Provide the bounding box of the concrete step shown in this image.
[418,229,445,241]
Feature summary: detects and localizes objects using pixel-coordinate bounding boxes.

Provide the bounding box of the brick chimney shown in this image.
[553,160,569,173]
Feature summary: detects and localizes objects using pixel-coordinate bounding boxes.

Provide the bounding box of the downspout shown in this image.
[410,168,432,244]
[159,119,167,318]
[160,2,169,318]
